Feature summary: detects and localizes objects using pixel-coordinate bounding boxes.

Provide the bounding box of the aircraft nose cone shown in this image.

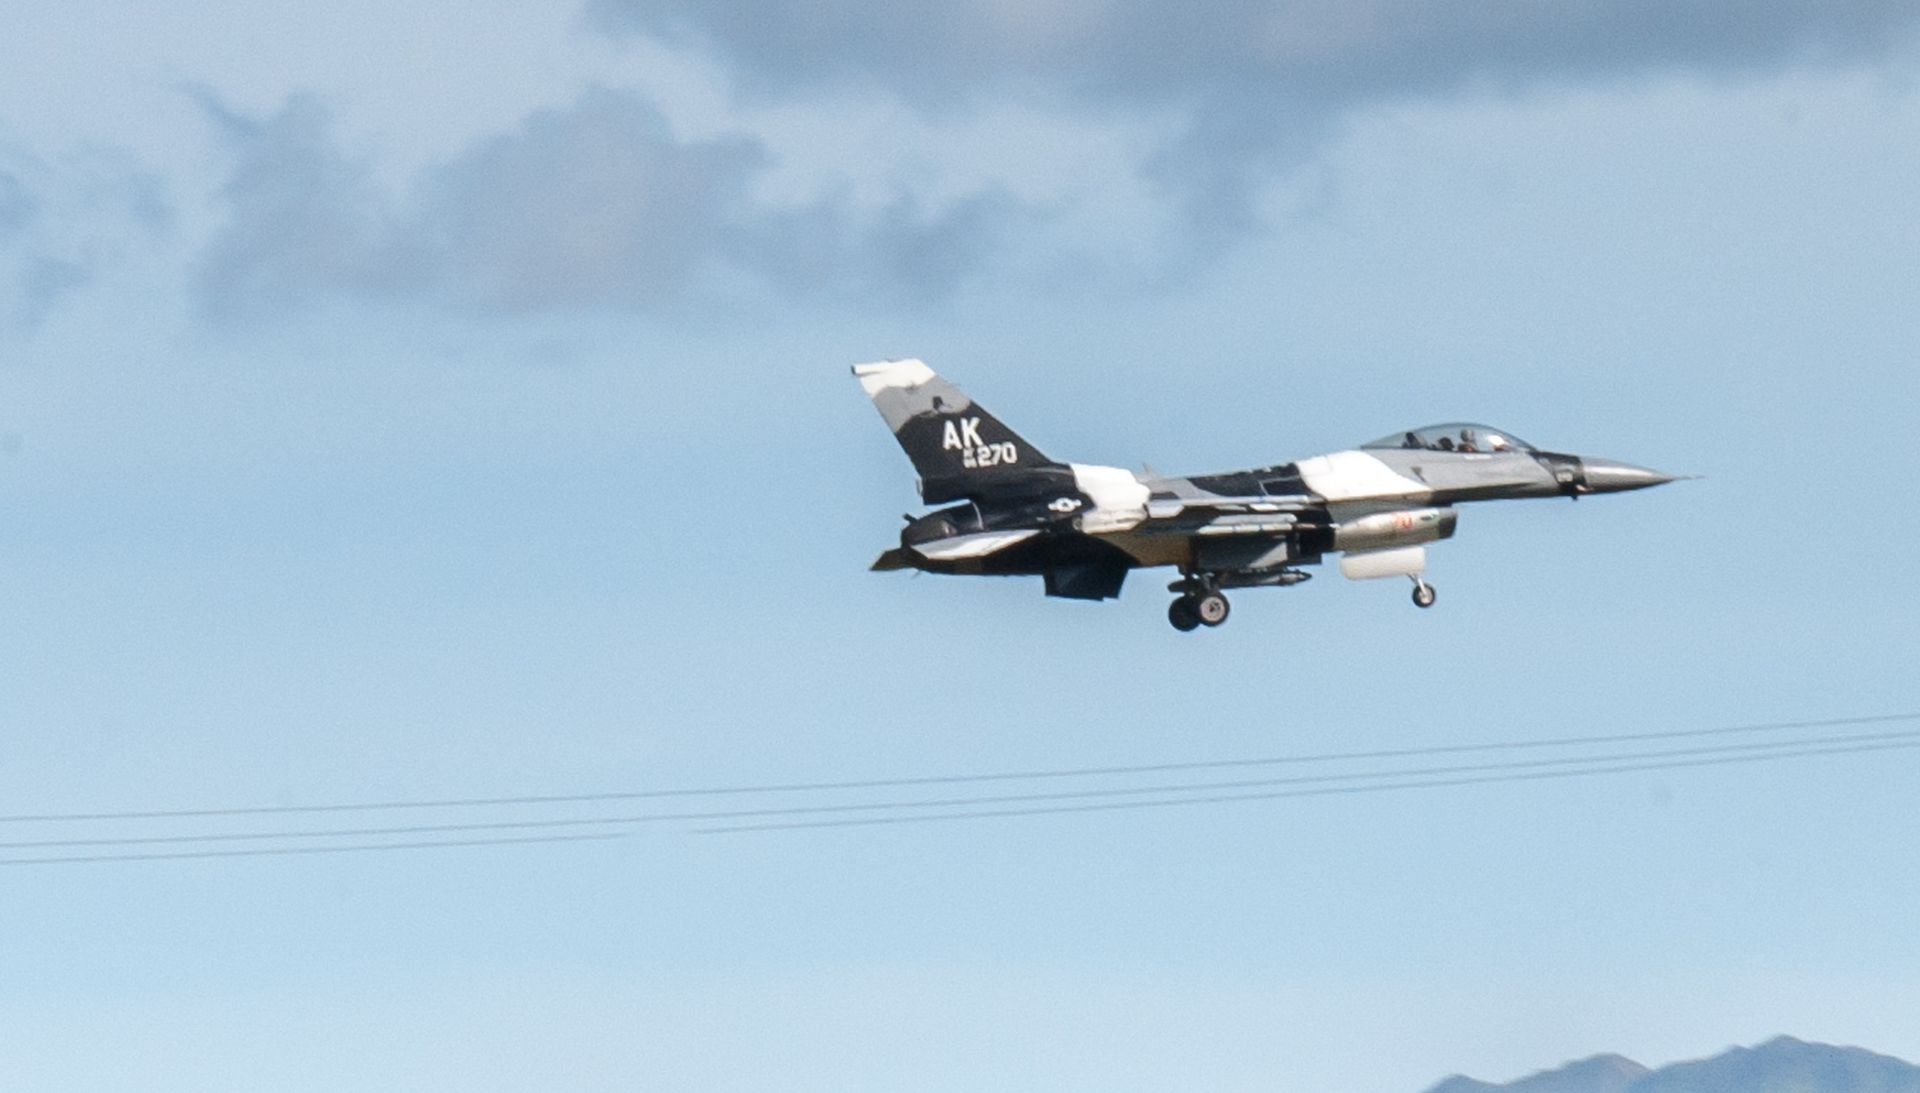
[1581,458,1677,493]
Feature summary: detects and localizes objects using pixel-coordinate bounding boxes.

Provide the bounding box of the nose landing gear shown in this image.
[1411,577,1437,609]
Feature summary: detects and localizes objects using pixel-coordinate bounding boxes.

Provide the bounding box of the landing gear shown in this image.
[1410,578,1437,609]
[1193,590,1230,626]
[1168,597,1201,631]
[1168,575,1231,631]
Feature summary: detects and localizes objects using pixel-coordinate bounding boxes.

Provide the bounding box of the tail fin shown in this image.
[853,359,1072,504]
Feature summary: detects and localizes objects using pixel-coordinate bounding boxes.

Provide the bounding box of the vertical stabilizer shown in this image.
[852,360,1071,503]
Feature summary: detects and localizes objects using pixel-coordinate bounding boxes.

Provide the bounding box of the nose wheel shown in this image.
[1169,589,1230,631]
[1410,578,1437,609]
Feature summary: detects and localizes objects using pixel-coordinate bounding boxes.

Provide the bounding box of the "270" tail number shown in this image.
[962,442,1018,469]
[942,417,1018,469]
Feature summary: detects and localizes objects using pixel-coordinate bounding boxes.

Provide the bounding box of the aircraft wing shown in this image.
[1189,513,1300,536]
[1144,492,1314,535]
[1146,492,1312,515]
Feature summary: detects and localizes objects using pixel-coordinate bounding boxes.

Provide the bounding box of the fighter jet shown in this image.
[854,359,1677,630]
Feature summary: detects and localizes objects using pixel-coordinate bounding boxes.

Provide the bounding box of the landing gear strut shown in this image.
[1410,577,1437,609]
[1168,575,1231,631]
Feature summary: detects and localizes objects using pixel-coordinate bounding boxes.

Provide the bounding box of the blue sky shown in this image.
[3,4,1919,1091]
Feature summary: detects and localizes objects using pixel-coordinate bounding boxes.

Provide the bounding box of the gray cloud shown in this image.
[0,152,169,332]
[192,92,402,319]
[402,91,768,312]
[0,171,36,242]
[193,88,1036,320]
[15,255,92,331]
[748,188,1027,305]
[588,0,1920,228]
[591,0,1917,101]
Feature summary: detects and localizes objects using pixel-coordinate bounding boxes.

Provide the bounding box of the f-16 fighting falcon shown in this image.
[854,359,1678,630]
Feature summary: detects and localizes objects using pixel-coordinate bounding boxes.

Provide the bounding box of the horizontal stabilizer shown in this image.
[911,529,1040,562]
[870,548,917,571]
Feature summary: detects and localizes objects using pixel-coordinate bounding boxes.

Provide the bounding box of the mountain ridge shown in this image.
[1423,1037,1920,1093]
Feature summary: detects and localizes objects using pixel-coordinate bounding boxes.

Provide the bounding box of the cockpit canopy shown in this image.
[1362,423,1534,455]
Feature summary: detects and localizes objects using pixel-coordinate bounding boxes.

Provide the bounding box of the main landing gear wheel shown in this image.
[1168,597,1201,631]
[1168,573,1232,631]
[1411,579,1437,609]
[1193,590,1230,627]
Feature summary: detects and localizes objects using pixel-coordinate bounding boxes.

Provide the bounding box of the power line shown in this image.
[696,737,1920,833]
[0,832,623,867]
[2,712,1914,826]
[5,728,1915,854]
